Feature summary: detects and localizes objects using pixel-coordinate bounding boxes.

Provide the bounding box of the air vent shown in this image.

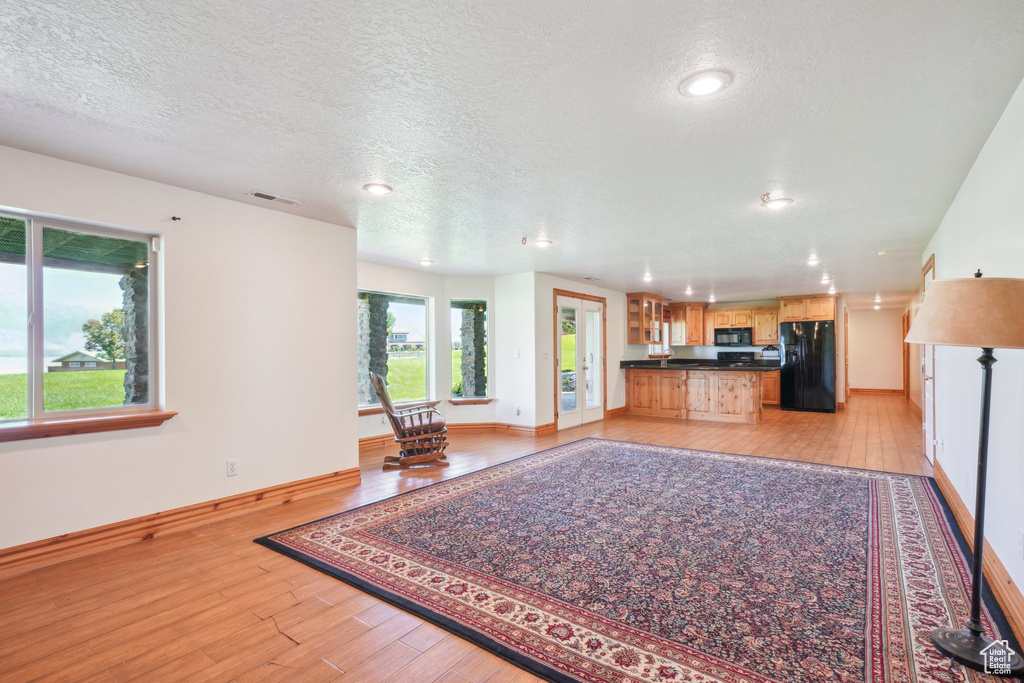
[248,191,301,206]
[582,276,600,281]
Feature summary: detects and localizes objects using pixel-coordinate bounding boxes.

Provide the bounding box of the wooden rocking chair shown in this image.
[369,372,450,470]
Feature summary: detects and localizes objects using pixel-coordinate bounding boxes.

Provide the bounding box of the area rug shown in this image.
[255,438,1020,682]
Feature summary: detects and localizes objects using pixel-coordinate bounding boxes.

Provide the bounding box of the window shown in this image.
[450,300,487,398]
[0,212,157,422]
[357,291,429,406]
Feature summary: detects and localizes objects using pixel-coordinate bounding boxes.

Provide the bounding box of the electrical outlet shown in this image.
[226,459,238,477]
[516,406,521,416]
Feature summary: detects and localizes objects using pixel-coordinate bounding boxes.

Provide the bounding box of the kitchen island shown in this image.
[621,358,781,424]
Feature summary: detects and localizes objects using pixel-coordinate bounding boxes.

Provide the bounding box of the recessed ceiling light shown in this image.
[535,238,553,248]
[807,255,820,266]
[709,293,716,303]
[643,273,652,282]
[874,305,881,310]
[878,250,891,256]
[679,70,733,97]
[828,284,836,294]
[820,273,831,284]
[684,286,693,295]
[419,258,433,266]
[363,183,393,195]
[873,294,882,303]
[761,193,794,210]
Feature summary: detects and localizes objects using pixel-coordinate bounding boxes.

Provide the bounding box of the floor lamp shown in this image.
[905,273,1024,676]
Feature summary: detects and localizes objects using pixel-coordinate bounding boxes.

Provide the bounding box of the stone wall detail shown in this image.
[457,303,487,397]
[119,269,148,405]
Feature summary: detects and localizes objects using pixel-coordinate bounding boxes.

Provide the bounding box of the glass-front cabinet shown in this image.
[627,292,667,346]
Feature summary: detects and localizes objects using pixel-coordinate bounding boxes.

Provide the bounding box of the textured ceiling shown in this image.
[2,1,1024,303]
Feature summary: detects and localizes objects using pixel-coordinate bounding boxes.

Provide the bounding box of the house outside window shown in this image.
[450,300,487,398]
[357,291,429,406]
[0,212,157,421]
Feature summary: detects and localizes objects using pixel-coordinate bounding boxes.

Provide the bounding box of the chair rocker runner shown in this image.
[369,372,450,470]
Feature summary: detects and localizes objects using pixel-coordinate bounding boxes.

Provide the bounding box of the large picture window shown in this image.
[0,213,157,421]
[357,291,429,406]
[450,300,487,398]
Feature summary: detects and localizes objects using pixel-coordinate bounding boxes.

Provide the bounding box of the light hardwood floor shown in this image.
[0,396,928,682]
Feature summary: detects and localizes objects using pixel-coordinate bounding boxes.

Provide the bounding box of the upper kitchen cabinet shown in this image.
[669,303,706,346]
[712,309,752,328]
[753,310,779,345]
[780,295,836,322]
[627,292,667,345]
[685,304,704,345]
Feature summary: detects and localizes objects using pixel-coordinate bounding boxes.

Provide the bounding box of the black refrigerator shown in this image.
[780,320,836,413]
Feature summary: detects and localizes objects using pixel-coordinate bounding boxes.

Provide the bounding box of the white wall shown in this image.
[0,145,358,549]
[848,308,905,390]
[356,262,496,438]
[534,274,629,426]
[921,75,1024,591]
[493,273,537,427]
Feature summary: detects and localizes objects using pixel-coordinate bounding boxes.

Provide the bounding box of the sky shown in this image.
[0,262,123,369]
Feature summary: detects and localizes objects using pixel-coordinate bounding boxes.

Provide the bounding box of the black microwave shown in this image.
[714,327,753,346]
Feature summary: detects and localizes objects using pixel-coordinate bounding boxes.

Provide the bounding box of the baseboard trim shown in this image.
[909,396,923,418]
[360,421,558,453]
[0,467,361,580]
[933,461,1024,643]
[848,388,904,395]
[358,434,394,450]
[604,406,627,419]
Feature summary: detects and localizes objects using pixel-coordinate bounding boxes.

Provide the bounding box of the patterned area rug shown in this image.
[255,439,1020,682]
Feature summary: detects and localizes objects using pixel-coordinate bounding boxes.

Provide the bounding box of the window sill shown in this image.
[448,398,494,405]
[0,411,178,443]
[358,400,441,417]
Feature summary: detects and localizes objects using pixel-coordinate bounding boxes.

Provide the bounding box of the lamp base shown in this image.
[931,627,1023,676]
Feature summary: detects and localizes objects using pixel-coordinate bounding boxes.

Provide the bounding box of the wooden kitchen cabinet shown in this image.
[685,304,704,345]
[668,303,706,346]
[711,309,752,329]
[627,292,667,345]
[761,369,780,405]
[780,295,836,322]
[753,310,779,345]
[731,310,752,327]
[806,297,835,320]
[669,304,686,345]
[627,369,762,424]
[626,369,682,418]
[781,299,806,322]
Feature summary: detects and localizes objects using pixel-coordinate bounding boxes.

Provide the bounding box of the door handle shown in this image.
[924,375,933,381]
[582,364,589,372]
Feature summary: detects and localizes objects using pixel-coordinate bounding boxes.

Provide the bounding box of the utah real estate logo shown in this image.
[980,639,1017,676]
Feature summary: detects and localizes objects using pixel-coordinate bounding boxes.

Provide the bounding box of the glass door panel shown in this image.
[559,305,577,417]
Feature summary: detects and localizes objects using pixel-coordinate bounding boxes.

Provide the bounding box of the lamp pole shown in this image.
[929,272,1022,675]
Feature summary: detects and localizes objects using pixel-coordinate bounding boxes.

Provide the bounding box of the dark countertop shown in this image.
[620,359,781,371]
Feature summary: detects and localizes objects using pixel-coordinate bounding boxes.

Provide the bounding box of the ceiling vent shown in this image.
[248,191,301,206]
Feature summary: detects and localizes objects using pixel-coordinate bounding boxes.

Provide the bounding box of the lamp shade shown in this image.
[905,277,1024,349]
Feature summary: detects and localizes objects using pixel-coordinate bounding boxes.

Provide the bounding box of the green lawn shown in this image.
[0,370,126,419]
[381,350,487,403]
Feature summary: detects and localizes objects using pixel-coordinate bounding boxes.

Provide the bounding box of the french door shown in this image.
[556,295,604,429]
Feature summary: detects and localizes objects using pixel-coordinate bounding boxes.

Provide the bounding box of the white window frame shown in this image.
[68,362,81,368]
[84,361,97,368]
[2,209,161,422]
